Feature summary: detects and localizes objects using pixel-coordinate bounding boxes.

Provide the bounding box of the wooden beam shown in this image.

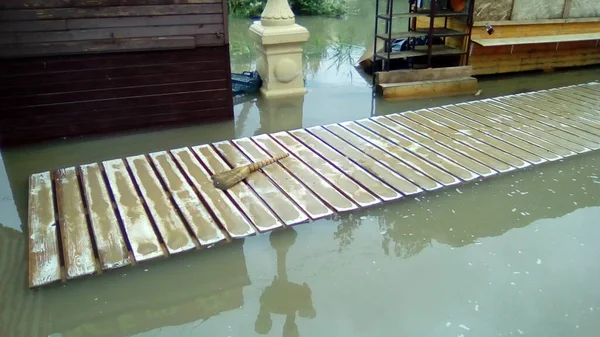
[376,66,473,84]
[562,0,573,19]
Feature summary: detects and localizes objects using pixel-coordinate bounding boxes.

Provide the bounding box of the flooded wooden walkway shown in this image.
[27,82,600,288]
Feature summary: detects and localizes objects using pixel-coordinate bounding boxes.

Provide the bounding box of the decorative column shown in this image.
[249,0,309,98]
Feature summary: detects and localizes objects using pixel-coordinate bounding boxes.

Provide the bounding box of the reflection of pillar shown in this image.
[249,0,309,99]
[255,229,316,337]
[254,96,304,136]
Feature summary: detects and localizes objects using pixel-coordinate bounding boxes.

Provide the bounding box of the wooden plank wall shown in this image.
[0,0,234,146]
[469,21,600,75]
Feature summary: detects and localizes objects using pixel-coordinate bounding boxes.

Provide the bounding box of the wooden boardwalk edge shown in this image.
[26,81,600,288]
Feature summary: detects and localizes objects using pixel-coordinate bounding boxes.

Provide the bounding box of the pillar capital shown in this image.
[260,0,295,27]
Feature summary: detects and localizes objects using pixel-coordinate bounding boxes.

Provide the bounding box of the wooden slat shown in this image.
[355,118,484,180]
[304,126,423,196]
[431,106,563,162]
[212,141,309,226]
[556,88,600,108]
[472,33,600,46]
[54,167,97,279]
[269,131,381,207]
[170,147,256,238]
[286,130,403,202]
[399,110,531,169]
[102,159,164,262]
[232,138,334,220]
[489,98,600,150]
[517,92,600,126]
[79,163,131,270]
[251,134,363,211]
[0,20,67,32]
[66,14,222,30]
[0,36,196,58]
[0,4,224,21]
[125,155,196,254]
[371,116,499,176]
[419,108,545,165]
[528,90,600,119]
[447,103,575,158]
[542,89,600,115]
[471,100,592,154]
[341,121,471,184]
[28,172,61,288]
[0,0,219,9]
[192,144,284,232]
[509,94,600,133]
[148,151,226,246]
[322,123,444,191]
[0,24,223,44]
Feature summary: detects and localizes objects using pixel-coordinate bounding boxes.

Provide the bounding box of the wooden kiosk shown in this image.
[0,1,235,147]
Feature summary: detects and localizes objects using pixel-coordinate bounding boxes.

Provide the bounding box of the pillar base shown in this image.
[249,21,309,99]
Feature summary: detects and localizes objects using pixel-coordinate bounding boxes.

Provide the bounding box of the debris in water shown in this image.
[456,188,462,194]
[446,322,452,327]
[458,324,470,331]
[475,89,483,96]
[452,209,456,214]
[511,282,516,285]
[475,305,479,311]
[449,228,453,231]
[517,329,524,335]
[512,208,517,212]
[536,259,542,265]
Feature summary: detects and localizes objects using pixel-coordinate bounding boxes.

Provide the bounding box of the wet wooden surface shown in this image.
[26,82,600,288]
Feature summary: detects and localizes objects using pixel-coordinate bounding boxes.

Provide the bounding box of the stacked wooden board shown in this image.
[27,82,600,288]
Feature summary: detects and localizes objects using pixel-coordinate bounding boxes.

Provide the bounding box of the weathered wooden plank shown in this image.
[269,131,381,207]
[148,151,227,246]
[322,123,444,191]
[287,129,403,202]
[0,4,223,21]
[470,100,592,154]
[419,108,545,165]
[125,155,196,254]
[0,24,223,44]
[193,144,284,232]
[341,121,471,184]
[304,126,423,196]
[0,0,219,9]
[432,106,562,162]
[54,167,97,279]
[543,89,600,114]
[489,98,600,150]
[399,110,529,169]
[352,119,481,181]
[251,134,363,211]
[170,147,256,238]
[527,90,600,119]
[516,92,600,126]
[232,137,334,220]
[376,66,472,84]
[211,141,309,226]
[508,94,600,133]
[557,87,600,107]
[79,163,131,270]
[0,20,67,33]
[0,36,196,58]
[102,159,164,262]
[28,172,61,288]
[447,103,575,158]
[66,14,222,29]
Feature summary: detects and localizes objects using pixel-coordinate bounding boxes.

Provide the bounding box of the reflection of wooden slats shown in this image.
[170,147,256,238]
[233,138,333,220]
[125,155,197,254]
[28,172,61,288]
[79,163,131,270]
[269,131,381,207]
[306,126,423,196]
[55,167,97,279]
[251,134,358,213]
[193,144,284,233]
[212,141,309,226]
[288,129,403,202]
[102,159,165,262]
[148,151,227,246]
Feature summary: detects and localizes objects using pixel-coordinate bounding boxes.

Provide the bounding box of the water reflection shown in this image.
[255,229,316,337]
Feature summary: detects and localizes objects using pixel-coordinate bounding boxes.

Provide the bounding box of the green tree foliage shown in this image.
[229,0,346,18]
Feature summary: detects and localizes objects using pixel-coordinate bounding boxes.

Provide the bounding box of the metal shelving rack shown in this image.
[373,0,475,72]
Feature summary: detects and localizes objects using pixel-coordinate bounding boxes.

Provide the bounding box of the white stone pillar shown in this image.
[249,0,309,99]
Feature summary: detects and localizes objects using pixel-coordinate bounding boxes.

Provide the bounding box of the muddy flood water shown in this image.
[2,2,600,336]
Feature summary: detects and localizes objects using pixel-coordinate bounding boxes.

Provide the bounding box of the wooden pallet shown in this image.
[27,81,600,288]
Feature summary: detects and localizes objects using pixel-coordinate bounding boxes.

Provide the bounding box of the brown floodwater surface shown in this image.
[2,4,600,336]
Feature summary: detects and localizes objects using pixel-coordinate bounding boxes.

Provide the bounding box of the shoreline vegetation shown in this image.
[229,0,347,18]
